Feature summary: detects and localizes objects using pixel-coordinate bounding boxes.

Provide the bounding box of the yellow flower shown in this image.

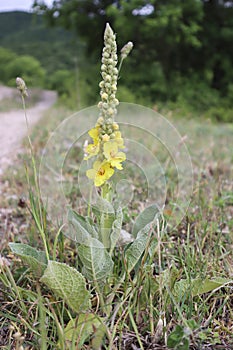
[103,141,126,170]
[84,143,99,160]
[88,127,100,145]
[113,131,124,148]
[86,160,114,187]
[102,134,110,142]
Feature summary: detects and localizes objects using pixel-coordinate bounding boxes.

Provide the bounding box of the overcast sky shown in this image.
[0,0,53,12]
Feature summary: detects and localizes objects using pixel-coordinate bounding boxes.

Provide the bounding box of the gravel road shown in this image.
[0,86,57,174]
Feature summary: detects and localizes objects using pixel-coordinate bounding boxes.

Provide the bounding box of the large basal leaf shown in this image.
[132,204,160,237]
[9,243,47,277]
[125,223,151,273]
[173,277,232,300]
[62,313,104,349]
[68,209,98,243]
[78,238,113,283]
[40,261,91,312]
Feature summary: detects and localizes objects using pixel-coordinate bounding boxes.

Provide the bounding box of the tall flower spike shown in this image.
[98,23,119,123]
[85,23,129,187]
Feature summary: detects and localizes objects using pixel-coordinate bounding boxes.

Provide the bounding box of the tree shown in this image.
[0,47,16,83]
[34,0,233,103]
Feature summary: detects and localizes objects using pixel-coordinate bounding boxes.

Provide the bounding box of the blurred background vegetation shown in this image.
[0,0,232,121]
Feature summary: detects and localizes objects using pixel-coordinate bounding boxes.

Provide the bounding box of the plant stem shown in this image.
[118,57,124,76]
[21,95,50,261]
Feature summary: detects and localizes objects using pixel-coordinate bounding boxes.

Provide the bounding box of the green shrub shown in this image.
[168,74,219,111]
[5,55,45,87]
[203,106,233,123]
[0,46,17,83]
[48,69,73,96]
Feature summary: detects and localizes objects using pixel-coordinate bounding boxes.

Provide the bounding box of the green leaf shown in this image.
[78,238,113,282]
[172,279,191,301]
[40,261,91,312]
[132,204,159,237]
[173,277,232,300]
[167,325,184,344]
[191,277,232,296]
[62,313,104,349]
[92,196,115,214]
[125,223,151,273]
[110,207,123,252]
[9,243,47,277]
[68,209,98,243]
[186,319,197,331]
[177,337,189,350]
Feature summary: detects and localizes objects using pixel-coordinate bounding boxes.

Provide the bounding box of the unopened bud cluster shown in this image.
[84,23,128,187]
[98,23,119,126]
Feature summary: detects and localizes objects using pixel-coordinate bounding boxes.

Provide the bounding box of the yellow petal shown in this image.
[88,127,99,144]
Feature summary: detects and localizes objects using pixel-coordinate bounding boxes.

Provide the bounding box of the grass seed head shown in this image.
[16,77,28,97]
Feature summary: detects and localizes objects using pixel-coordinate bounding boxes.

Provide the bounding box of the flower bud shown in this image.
[103,52,110,59]
[113,123,119,130]
[97,117,104,125]
[121,41,133,60]
[101,92,108,100]
[102,134,110,142]
[108,108,114,116]
[101,64,107,71]
[112,84,117,92]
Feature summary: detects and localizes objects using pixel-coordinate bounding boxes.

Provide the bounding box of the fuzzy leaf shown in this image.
[173,277,232,300]
[68,209,98,243]
[132,204,159,237]
[78,238,113,282]
[40,261,91,312]
[117,229,133,246]
[192,277,232,296]
[92,196,115,214]
[62,313,104,349]
[9,243,47,277]
[110,207,123,252]
[125,223,151,273]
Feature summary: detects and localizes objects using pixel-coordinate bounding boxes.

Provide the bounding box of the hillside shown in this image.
[0,11,84,74]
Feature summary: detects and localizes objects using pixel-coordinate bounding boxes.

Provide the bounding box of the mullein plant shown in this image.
[83,23,133,249]
[10,24,160,348]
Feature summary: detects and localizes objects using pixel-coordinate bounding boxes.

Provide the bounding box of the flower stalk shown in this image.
[84,23,133,249]
[85,23,126,188]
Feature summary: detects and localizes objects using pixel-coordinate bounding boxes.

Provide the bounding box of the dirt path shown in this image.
[0,86,57,174]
